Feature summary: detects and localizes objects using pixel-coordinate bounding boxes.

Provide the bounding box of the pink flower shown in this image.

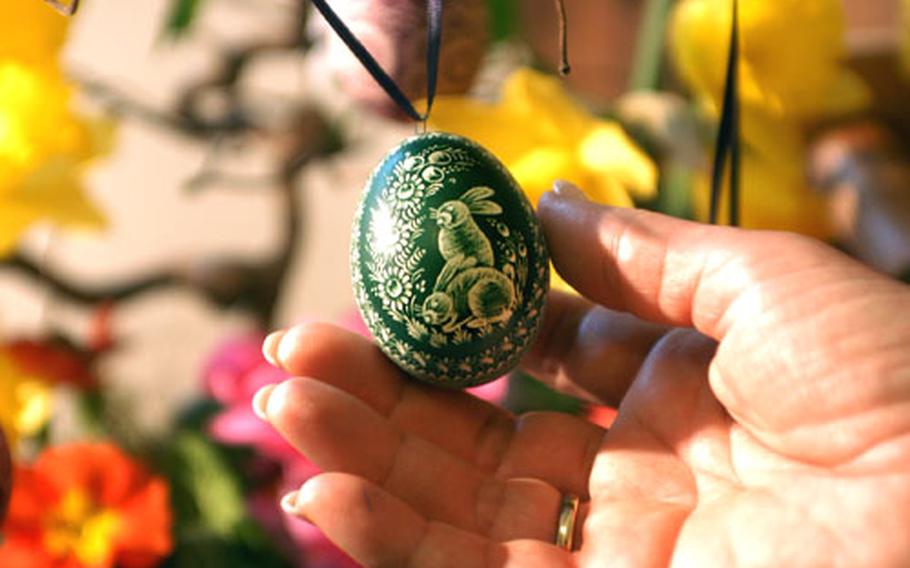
[587,405,618,429]
[202,324,363,567]
[203,333,298,462]
[281,459,359,568]
[467,377,508,403]
[335,309,371,339]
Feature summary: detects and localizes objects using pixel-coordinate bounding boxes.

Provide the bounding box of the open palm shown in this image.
[256,190,910,567]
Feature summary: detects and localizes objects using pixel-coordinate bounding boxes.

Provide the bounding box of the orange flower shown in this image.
[0,442,172,568]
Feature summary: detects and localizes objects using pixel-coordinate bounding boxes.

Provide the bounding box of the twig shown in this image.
[44,0,80,17]
[3,254,179,304]
[76,75,199,136]
[555,0,570,75]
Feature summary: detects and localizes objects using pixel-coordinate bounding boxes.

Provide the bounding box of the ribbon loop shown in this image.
[709,0,741,226]
[310,0,443,123]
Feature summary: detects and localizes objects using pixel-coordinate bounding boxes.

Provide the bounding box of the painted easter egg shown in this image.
[351,132,549,388]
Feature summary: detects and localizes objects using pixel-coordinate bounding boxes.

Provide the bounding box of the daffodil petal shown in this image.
[14,380,52,437]
[509,147,579,206]
[0,0,69,63]
[817,70,871,117]
[549,268,578,295]
[0,353,54,446]
[692,146,831,238]
[500,68,593,142]
[0,206,37,257]
[9,158,106,230]
[578,124,658,199]
[429,97,530,165]
[585,177,636,209]
[0,61,112,257]
[432,67,655,209]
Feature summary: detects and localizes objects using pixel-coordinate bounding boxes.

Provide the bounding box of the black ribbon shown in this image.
[709,0,741,226]
[310,0,443,123]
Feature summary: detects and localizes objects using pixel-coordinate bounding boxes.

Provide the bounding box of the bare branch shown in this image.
[3,254,178,304]
[44,0,80,17]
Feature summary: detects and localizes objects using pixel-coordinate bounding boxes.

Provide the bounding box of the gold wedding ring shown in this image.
[555,494,580,550]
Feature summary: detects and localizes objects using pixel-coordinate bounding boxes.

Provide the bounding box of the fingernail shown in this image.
[252,384,276,421]
[282,487,315,524]
[262,330,286,367]
[280,490,298,514]
[553,180,588,201]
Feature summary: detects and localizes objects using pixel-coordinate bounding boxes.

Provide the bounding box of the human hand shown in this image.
[254,182,910,567]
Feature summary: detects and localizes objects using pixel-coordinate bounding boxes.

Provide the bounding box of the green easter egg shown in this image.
[351,132,549,388]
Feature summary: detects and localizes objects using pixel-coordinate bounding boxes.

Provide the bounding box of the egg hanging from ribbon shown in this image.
[351,132,549,388]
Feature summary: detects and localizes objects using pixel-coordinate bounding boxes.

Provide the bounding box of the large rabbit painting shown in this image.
[422,187,517,332]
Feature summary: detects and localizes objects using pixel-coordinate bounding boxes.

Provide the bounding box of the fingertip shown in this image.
[266,322,404,413]
[275,324,308,370]
[294,473,427,567]
[537,187,610,254]
[262,330,285,367]
[539,182,611,218]
[552,179,589,201]
[252,383,276,421]
[296,474,323,513]
[280,489,300,515]
[272,321,370,375]
[263,377,307,423]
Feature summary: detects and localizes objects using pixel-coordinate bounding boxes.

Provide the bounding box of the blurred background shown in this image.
[0,0,908,566]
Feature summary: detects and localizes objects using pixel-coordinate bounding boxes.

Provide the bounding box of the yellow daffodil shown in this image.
[0,351,53,447]
[0,2,109,258]
[670,0,866,238]
[428,68,657,208]
[0,0,69,64]
[670,0,869,121]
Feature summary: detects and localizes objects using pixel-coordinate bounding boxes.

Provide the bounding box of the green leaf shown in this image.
[164,0,205,38]
[175,398,223,431]
[629,0,674,91]
[151,431,294,567]
[158,432,247,535]
[503,371,584,415]
[488,0,519,42]
[656,163,695,220]
[163,527,293,568]
[77,390,107,435]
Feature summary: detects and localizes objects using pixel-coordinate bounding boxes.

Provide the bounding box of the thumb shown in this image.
[538,181,910,466]
[538,181,864,343]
